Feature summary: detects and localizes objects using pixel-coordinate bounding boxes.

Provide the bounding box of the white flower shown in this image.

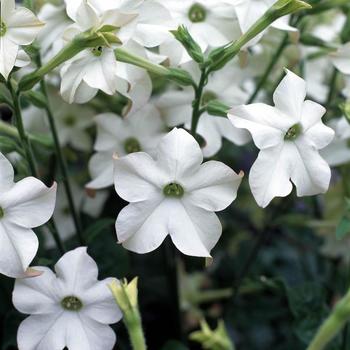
[330,42,350,75]
[0,0,44,79]
[228,69,334,208]
[23,94,94,151]
[13,247,122,350]
[156,62,251,157]
[321,117,350,167]
[159,0,239,65]
[113,128,243,257]
[60,1,136,103]
[87,103,166,189]
[0,152,56,278]
[37,4,72,63]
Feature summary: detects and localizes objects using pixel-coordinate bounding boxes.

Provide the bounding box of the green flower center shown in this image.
[124,137,141,154]
[0,207,4,219]
[92,46,103,57]
[201,90,217,106]
[0,22,6,37]
[285,123,302,141]
[163,183,184,198]
[61,296,83,311]
[188,4,207,23]
[63,115,76,126]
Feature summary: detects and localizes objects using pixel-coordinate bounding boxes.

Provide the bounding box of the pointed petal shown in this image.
[0,35,18,80]
[156,128,203,180]
[228,104,290,149]
[116,197,168,253]
[249,143,294,208]
[2,179,56,228]
[114,152,166,202]
[13,267,60,314]
[273,69,306,121]
[170,201,222,258]
[0,222,38,277]
[184,160,243,211]
[0,152,14,192]
[330,42,350,75]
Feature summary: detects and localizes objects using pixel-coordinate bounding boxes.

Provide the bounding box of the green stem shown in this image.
[326,69,339,108]
[191,69,207,136]
[0,120,53,148]
[123,309,147,350]
[247,34,289,104]
[37,56,85,245]
[307,289,350,350]
[7,81,66,254]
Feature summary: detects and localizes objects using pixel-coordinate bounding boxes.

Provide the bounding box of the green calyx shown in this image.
[284,123,302,141]
[92,46,103,57]
[163,182,185,198]
[201,90,218,106]
[0,206,4,219]
[61,296,83,311]
[0,22,6,37]
[124,137,142,154]
[188,4,207,23]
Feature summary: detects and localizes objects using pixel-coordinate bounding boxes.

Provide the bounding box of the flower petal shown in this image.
[0,222,38,277]
[228,104,290,149]
[116,197,168,253]
[249,143,294,208]
[1,0,15,19]
[0,152,14,192]
[0,35,18,80]
[156,128,203,180]
[300,100,334,150]
[54,247,99,295]
[13,267,60,315]
[6,7,44,45]
[80,277,122,324]
[114,152,166,202]
[87,152,114,189]
[273,69,306,121]
[170,201,222,258]
[2,179,56,228]
[330,42,350,75]
[184,160,243,211]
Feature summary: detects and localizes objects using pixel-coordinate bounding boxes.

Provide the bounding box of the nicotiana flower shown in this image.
[159,0,239,65]
[0,0,44,79]
[0,152,56,278]
[156,61,251,157]
[228,69,334,208]
[13,247,122,350]
[113,128,243,257]
[321,117,350,167]
[87,103,166,189]
[60,1,136,103]
[37,3,72,63]
[23,94,95,152]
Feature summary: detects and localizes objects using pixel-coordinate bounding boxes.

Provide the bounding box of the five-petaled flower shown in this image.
[0,153,56,278]
[113,128,243,257]
[0,0,44,79]
[13,247,122,350]
[228,69,334,208]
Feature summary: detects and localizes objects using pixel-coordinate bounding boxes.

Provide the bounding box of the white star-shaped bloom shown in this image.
[13,247,122,350]
[114,128,243,257]
[228,69,334,208]
[0,0,44,79]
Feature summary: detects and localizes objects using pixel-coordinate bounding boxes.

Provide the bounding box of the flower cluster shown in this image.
[0,0,349,349]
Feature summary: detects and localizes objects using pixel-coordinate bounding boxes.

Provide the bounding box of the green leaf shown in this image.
[23,91,47,109]
[336,198,350,240]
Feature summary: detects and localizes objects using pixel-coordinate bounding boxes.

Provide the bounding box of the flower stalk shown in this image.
[208,0,311,72]
[109,278,147,350]
[307,288,350,350]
